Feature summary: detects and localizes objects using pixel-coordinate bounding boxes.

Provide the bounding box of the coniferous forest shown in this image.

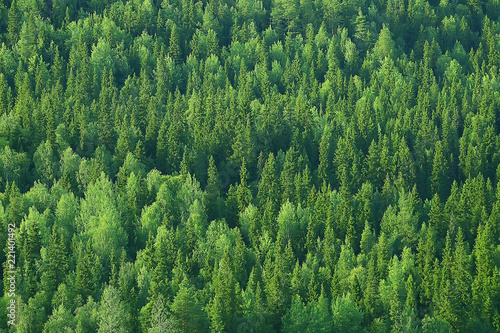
[1,0,500,331]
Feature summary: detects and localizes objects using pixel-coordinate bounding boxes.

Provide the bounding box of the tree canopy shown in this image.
[1,0,500,331]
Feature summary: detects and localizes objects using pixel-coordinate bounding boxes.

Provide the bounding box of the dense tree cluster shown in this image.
[1,0,500,331]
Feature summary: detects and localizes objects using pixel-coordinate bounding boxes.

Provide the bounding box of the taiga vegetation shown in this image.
[0,0,500,331]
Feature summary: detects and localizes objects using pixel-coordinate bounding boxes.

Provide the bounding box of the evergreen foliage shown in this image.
[1,0,500,331]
